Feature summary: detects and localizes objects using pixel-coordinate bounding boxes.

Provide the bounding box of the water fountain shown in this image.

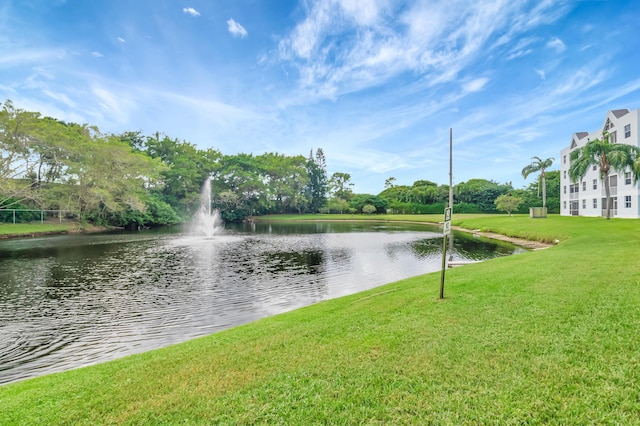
[191,177,224,237]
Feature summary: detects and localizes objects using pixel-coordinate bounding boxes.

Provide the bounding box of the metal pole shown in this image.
[440,128,453,300]
[448,128,454,260]
[439,232,447,299]
[449,128,453,203]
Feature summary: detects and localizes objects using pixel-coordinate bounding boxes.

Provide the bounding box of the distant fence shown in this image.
[0,209,80,224]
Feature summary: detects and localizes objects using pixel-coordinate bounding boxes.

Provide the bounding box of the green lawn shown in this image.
[0,222,77,237]
[1,214,639,424]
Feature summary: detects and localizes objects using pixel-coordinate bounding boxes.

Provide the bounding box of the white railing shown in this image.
[0,209,79,224]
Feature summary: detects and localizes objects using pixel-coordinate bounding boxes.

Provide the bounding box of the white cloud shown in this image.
[183,7,200,17]
[117,37,126,43]
[227,18,248,38]
[506,48,532,60]
[505,36,538,60]
[462,77,489,93]
[337,0,387,26]
[41,87,76,108]
[546,37,566,52]
[0,49,66,67]
[92,86,132,125]
[535,69,546,79]
[275,0,570,102]
[91,51,104,58]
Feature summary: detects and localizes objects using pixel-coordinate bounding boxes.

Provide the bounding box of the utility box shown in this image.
[530,207,547,218]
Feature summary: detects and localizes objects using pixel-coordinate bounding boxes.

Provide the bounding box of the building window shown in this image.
[593,179,597,190]
[582,199,586,209]
[592,165,597,171]
[563,170,567,179]
[610,131,617,143]
[582,181,586,191]
[625,124,631,138]
[564,186,567,194]
[563,155,567,164]
[625,172,632,185]
[593,198,597,208]
[563,201,567,209]
[625,195,631,208]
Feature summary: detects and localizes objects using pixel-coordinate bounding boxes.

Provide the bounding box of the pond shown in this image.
[0,221,525,385]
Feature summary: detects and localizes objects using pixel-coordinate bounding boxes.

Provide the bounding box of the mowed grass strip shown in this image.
[0,223,77,237]
[1,215,640,424]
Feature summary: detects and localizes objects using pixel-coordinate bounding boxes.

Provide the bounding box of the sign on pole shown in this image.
[443,220,451,235]
[443,207,452,235]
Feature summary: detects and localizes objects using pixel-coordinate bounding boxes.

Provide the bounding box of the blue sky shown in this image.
[2,0,640,194]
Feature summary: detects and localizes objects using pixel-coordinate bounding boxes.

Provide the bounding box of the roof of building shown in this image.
[611,109,630,118]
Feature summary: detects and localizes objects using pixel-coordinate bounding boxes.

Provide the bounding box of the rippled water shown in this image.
[0,221,523,385]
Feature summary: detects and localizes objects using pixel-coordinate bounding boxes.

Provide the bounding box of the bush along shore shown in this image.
[1,214,639,424]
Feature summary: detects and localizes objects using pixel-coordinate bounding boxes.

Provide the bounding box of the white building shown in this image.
[560,108,640,218]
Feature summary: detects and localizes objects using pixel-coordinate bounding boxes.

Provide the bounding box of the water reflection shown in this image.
[0,222,523,384]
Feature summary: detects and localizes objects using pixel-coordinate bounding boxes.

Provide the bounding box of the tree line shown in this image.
[0,100,559,227]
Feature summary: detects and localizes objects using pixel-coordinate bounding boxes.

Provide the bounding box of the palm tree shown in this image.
[522,156,555,208]
[569,131,640,219]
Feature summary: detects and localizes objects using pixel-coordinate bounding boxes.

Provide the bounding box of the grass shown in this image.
[0,222,77,237]
[1,214,640,424]
[0,222,111,238]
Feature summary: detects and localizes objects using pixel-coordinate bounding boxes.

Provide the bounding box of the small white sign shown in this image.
[443,221,451,235]
[444,207,452,222]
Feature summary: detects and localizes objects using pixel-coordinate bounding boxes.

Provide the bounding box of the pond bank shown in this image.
[0,224,118,239]
[459,227,555,250]
[253,214,555,250]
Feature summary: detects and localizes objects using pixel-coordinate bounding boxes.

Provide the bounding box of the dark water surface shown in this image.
[0,221,524,385]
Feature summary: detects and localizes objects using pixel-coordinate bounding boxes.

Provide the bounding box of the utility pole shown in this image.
[439,128,453,299]
[448,128,454,261]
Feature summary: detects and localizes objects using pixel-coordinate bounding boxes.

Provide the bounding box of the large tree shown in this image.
[521,156,554,209]
[257,152,308,214]
[144,133,221,216]
[454,179,512,211]
[305,148,328,213]
[569,131,640,219]
[329,172,353,201]
[0,100,43,207]
[65,134,166,222]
